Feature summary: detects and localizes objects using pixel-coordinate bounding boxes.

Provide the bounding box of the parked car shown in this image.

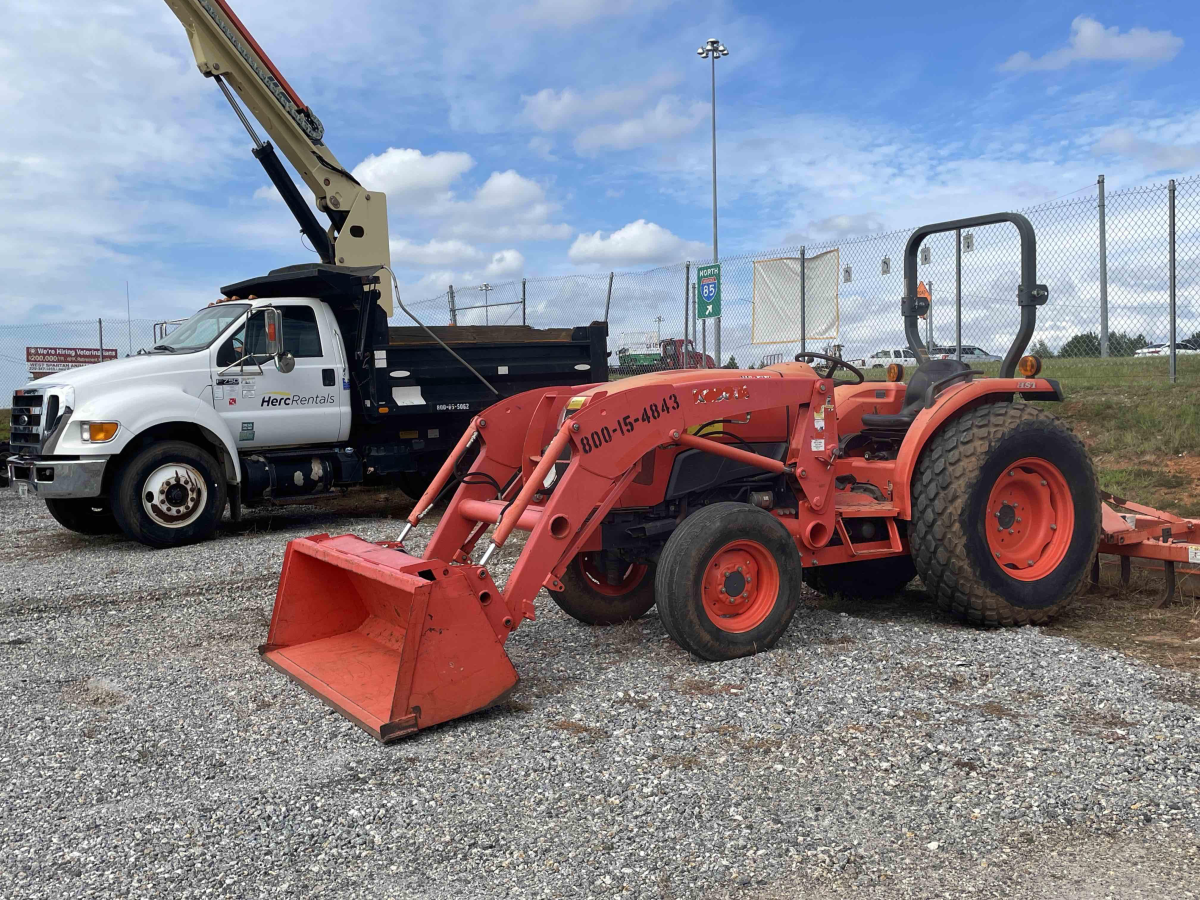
[930,345,1003,363]
[1134,341,1200,357]
[846,348,917,369]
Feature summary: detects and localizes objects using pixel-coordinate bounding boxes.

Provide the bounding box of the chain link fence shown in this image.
[407,174,1200,388]
[4,175,1197,410]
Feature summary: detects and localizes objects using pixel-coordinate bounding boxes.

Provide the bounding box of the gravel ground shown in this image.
[1,490,1198,899]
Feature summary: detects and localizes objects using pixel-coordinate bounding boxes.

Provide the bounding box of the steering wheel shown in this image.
[793,352,865,384]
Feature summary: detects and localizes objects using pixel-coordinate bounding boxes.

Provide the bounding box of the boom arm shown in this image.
[164,0,393,312]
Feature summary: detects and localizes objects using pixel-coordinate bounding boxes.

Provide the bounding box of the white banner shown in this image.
[751,249,839,344]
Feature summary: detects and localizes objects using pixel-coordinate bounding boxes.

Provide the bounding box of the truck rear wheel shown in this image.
[803,555,917,601]
[111,441,227,549]
[44,498,120,535]
[910,402,1100,626]
[655,502,802,660]
[547,552,657,625]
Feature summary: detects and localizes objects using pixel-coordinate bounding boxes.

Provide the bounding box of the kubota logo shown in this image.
[261,392,336,407]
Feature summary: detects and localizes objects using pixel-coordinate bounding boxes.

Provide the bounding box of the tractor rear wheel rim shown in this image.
[701,540,780,633]
[577,553,648,597]
[984,457,1074,581]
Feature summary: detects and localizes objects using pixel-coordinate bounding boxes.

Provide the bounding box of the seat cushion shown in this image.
[859,358,973,432]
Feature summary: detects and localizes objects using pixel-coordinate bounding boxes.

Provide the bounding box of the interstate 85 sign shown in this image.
[696,263,721,319]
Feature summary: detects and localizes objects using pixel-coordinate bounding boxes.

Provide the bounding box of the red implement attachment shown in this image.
[261,534,517,741]
[1095,493,1200,607]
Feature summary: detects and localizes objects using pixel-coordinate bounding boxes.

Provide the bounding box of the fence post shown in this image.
[1098,174,1109,357]
[800,246,807,355]
[521,278,527,326]
[955,229,962,362]
[1169,178,1177,385]
[683,262,691,369]
[448,285,457,325]
[604,271,613,323]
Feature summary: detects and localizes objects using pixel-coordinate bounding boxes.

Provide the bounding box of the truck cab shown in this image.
[7,266,607,548]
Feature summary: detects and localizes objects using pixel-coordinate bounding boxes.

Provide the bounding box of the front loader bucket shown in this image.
[260,534,518,742]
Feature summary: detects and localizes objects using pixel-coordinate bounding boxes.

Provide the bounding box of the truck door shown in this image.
[211,302,343,448]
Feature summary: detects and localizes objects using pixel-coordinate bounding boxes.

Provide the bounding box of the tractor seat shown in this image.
[859,359,972,431]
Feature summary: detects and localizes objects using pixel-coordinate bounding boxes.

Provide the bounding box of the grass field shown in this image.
[0,408,8,442]
[859,352,1200,387]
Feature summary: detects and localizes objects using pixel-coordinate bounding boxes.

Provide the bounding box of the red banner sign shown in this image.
[26,346,118,373]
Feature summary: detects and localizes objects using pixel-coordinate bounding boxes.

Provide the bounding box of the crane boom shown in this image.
[164,0,393,312]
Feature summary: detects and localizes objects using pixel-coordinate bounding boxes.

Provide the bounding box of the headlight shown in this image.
[80,422,120,443]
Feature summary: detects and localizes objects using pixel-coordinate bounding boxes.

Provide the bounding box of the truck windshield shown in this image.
[153,303,249,353]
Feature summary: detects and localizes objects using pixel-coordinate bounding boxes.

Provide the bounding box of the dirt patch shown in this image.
[550,719,609,740]
[61,677,128,709]
[672,677,745,696]
[978,701,1021,720]
[1046,568,1200,673]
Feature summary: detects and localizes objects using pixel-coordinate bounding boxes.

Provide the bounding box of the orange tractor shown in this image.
[261,213,1199,741]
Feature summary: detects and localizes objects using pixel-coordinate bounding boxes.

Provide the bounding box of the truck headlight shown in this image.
[81,422,120,442]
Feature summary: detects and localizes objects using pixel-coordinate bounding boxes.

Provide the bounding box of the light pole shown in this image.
[697,37,727,366]
[478,282,492,324]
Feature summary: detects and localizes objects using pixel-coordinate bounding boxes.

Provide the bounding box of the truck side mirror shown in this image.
[262,307,295,373]
[263,308,283,356]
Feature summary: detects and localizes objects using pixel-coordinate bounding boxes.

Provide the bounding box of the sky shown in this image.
[2,0,1199,326]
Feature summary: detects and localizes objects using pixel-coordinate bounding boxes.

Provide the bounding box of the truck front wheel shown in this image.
[111,441,227,549]
[44,498,120,535]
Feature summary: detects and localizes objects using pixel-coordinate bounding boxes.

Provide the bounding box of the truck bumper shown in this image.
[5,456,107,498]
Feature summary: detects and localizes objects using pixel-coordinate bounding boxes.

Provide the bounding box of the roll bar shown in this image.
[901,212,1048,378]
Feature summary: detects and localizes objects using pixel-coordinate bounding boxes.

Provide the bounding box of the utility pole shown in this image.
[654,315,664,343]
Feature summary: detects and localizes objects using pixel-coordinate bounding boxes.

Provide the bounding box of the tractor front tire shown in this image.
[910,402,1100,626]
[44,498,121,536]
[803,555,917,601]
[656,502,802,660]
[548,552,657,625]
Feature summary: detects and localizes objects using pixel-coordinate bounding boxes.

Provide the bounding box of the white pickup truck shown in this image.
[6,265,607,548]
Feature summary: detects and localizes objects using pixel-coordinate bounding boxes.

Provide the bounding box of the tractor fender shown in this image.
[892,377,1060,519]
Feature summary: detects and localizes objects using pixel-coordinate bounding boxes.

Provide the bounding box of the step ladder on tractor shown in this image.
[260,212,1200,742]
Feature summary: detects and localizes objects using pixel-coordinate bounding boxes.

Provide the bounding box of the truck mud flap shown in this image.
[260,534,517,742]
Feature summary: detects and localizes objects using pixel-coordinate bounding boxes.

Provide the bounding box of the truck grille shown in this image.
[10,390,46,454]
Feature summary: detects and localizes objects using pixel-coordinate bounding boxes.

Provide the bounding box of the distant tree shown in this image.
[724,355,738,369]
[1187,330,1200,347]
[1029,338,1054,359]
[1059,332,1100,358]
[1058,330,1148,358]
[1109,331,1149,357]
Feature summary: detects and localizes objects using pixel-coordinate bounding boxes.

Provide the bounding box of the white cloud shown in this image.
[390,238,485,267]
[520,75,680,131]
[568,220,708,267]
[1093,130,1200,172]
[575,97,707,152]
[1000,16,1183,72]
[528,136,557,160]
[351,147,475,207]
[515,0,675,29]
[485,249,526,278]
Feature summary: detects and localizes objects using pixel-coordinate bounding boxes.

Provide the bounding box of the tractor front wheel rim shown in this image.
[701,540,780,632]
[984,457,1074,581]
[577,553,648,597]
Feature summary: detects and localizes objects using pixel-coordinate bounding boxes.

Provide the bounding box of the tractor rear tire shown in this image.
[547,552,657,625]
[910,401,1100,626]
[656,502,802,660]
[44,498,120,536]
[803,555,917,601]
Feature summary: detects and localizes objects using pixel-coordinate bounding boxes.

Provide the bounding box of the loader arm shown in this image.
[163,0,393,311]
